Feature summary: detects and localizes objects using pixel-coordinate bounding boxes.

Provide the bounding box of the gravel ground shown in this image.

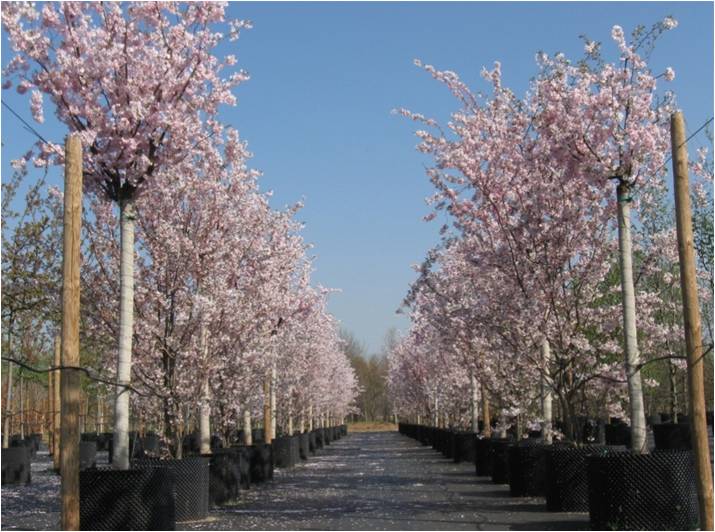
[3,432,589,531]
[184,431,588,531]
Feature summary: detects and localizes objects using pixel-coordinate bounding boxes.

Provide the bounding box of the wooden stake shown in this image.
[53,336,61,470]
[481,383,491,437]
[263,374,272,444]
[60,134,83,531]
[48,366,54,451]
[671,111,714,530]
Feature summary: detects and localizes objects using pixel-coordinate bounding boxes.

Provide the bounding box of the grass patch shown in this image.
[348,421,398,432]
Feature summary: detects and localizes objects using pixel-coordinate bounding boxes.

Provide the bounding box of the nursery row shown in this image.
[388,16,713,529]
[399,423,702,530]
[2,425,348,530]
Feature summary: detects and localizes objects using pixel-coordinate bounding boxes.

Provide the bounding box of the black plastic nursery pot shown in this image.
[489,439,512,484]
[272,436,297,468]
[204,449,241,506]
[29,433,42,451]
[291,435,301,464]
[248,443,273,483]
[587,450,699,530]
[2,447,31,485]
[314,428,325,449]
[10,437,37,459]
[652,423,692,450]
[97,432,112,452]
[299,432,310,460]
[453,432,476,464]
[80,441,97,470]
[133,456,209,522]
[545,444,618,512]
[475,438,493,477]
[79,466,175,530]
[251,428,265,444]
[308,430,318,453]
[507,442,547,497]
[605,424,631,448]
[230,446,252,489]
[443,431,456,459]
[142,432,161,456]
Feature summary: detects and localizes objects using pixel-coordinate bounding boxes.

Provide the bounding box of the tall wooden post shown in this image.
[60,134,83,531]
[263,374,272,444]
[53,336,61,470]
[481,383,491,437]
[671,111,714,530]
[48,366,54,451]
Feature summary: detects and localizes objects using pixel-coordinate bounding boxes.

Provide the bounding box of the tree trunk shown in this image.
[433,396,439,428]
[3,361,13,448]
[97,394,103,433]
[299,408,305,434]
[616,181,647,453]
[113,197,136,470]
[308,405,314,431]
[19,374,24,439]
[270,365,277,439]
[198,319,211,455]
[669,360,679,423]
[199,378,211,454]
[470,373,479,433]
[541,339,553,444]
[243,410,253,446]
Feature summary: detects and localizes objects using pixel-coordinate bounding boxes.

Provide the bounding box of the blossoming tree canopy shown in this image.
[2,1,250,196]
[3,0,252,469]
[390,19,685,446]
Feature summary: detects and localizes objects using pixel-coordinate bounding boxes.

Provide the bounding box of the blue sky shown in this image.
[2,2,713,354]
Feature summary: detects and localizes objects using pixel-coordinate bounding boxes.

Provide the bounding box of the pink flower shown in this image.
[30,90,43,123]
[663,67,675,81]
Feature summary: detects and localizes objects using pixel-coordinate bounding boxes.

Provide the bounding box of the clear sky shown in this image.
[2,2,713,354]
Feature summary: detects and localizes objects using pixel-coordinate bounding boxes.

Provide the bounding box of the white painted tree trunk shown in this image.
[299,409,305,434]
[616,182,647,453]
[3,360,13,448]
[97,394,104,433]
[270,365,277,439]
[433,397,439,427]
[199,321,211,455]
[417,414,421,425]
[308,405,313,431]
[470,373,479,433]
[19,376,24,439]
[113,198,135,470]
[541,339,553,444]
[243,410,252,446]
[199,379,211,454]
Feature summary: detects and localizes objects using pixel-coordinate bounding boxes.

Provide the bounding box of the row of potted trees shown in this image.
[3,424,348,530]
[399,422,704,530]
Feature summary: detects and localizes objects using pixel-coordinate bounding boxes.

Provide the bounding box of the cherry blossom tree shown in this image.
[3,1,251,468]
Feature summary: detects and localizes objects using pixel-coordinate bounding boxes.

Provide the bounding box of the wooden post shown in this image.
[481,383,491,437]
[53,336,61,470]
[48,367,54,452]
[670,111,714,530]
[60,134,83,531]
[263,374,272,444]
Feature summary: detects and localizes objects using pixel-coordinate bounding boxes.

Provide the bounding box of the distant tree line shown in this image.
[342,330,395,422]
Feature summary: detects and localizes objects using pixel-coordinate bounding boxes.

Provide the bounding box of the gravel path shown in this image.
[2,432,590,530]
[184,431,588,531]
